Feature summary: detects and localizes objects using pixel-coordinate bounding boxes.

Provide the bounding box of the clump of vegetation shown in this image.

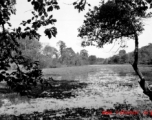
[0,0,61,96]
[28,79,88,98]
[105,44,152,65]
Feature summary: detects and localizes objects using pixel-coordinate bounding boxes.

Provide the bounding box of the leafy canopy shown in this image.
[78,0,151,48]
[0,0,91,96]
[0,0,60,96]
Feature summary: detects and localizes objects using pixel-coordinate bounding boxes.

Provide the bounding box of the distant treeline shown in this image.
[104,43,152,65]
[11,37,152,70]
[10,37,104,69]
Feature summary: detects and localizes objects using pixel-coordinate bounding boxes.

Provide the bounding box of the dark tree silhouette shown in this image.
[88,55,97,64]
[78,0,152,100]
[0,0,60,96]
[0,0,92,96]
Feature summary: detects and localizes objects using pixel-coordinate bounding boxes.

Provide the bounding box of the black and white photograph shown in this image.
[0,0,152,119]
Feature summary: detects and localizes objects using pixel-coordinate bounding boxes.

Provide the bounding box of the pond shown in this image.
[0,65,152,116]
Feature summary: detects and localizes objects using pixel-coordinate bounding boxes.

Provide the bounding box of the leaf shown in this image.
[49,15,53,19]
[44,29,52,39]
[23,23,26,26]
[32,21,39,29]
[41,16,45,20]
[51,27,57,37]
[53,1,58,4]
[33,1,40,11]
[31,1,35,5]
[7,22,12,27]
[24,27,30,31]
[1,71,6,74]
[54,5,60,10]
[27,19,31,24]
[73,2,77,5]
[17,27,21,33]
[47,1,51,5]
[6,73,10,76]
[32,11,35,15]
[44,12,48,17]
[22,33,26,38]
[51,19,57,23]
[88,3,91,6]
[47,6,53,12]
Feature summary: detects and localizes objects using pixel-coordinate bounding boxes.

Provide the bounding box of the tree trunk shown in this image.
[132,32,152,101]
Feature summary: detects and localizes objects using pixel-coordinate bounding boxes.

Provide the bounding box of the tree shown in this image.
[127,44,152,64]
[96,57,104,64]
[73,52,82,66]
[120,54,128,63]
[43,45,58,58]
[119,50,126,57]
[41,45,59,68]
[88,55,97,64]
[138,44,152,64]
[62,47,76,66]
[0,0,62,95]
[78,0,152,100]
[57,40,67,64]
[80,49,89,65]
[119,50,128,63]
[57,41,66,55]
[0,0,104,96]
[109,55,120,64]
[17,37,42,66]
[128,52,134,64]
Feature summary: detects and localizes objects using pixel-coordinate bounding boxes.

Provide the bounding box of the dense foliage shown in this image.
[16,38,103,69]
[0,0,94,95]
[79,0,151,47]
[0,0,62,95]
[105,44,152,64]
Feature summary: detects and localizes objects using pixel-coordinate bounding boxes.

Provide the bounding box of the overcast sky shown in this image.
[10,0,152,58]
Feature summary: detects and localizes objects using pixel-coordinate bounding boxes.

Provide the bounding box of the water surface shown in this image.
[0,65,151,115]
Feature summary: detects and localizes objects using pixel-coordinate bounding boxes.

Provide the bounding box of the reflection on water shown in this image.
[0,65,152,115]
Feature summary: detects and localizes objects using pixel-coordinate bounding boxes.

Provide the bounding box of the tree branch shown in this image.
[2,24,5,34]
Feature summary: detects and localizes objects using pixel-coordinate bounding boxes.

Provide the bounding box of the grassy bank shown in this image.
[43,64,152,75]
[43,64,152,80]
[42,65,102,80]
[43,65,102,76]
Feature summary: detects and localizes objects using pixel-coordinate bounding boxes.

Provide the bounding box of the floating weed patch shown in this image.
[29,81,88,99]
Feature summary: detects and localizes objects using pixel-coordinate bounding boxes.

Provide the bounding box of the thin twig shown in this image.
[62,0,79,5]
[24,9,33,13]
[108,40,116,52]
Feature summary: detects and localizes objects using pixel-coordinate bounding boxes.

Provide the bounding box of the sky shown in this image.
[10,0,152,58]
